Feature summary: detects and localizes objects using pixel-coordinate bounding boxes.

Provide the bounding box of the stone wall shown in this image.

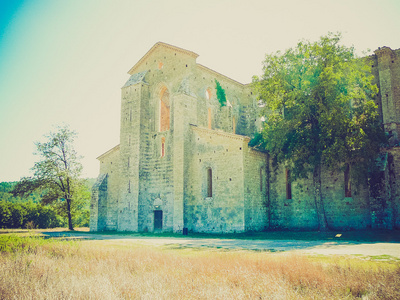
[389,147,400,228]
[269,164,372,230]
[243,145,268,231]
[91,145,120,231]
[186,126,249,233]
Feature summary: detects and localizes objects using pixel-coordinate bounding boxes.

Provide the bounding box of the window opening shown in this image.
[128,180,131,193]
[208,108,212,129]
[260,168,263,192]
[286,169,292,199]
[207,168,212,197]
[206,88,212,100]
[161,137,166,157]
[159,87,170,131]
[345,163,351,197]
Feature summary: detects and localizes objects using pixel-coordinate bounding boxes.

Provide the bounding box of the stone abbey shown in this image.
[90,43,400,232]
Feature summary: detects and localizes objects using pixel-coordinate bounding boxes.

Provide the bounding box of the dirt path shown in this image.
[42,231,400,259]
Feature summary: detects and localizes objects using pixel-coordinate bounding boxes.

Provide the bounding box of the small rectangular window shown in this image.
[208,108,212,129]
[345,163,351,197]
[207,168,212,197]
[161,137,165,157]
[286,169,292,200]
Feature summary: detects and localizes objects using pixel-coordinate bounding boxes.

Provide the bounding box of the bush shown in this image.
[0,201,64,229]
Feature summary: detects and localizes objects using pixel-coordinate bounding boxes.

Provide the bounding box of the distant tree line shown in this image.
[0,181,91,229]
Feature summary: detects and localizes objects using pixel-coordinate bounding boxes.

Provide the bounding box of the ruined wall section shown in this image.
[321,168,371,229]
[243,146,269,231]
[268,166,318,230]
[237,85,258,137]
[373,47,400,142]
[268,165,371,230]
[387,147,400,228]
[369,152,394,228]
[194,65,258,137]
[186,126,246,233]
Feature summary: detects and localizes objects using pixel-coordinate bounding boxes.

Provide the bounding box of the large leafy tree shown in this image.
[252,33,386,230]
[12,125,88,230]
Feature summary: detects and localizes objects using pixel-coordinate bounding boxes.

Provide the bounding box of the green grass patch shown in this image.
[0,234,77,256]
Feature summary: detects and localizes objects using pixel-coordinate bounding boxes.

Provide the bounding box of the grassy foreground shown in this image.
[0,235,399,299]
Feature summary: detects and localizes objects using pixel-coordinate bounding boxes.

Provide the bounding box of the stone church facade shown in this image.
[90,43,400,233]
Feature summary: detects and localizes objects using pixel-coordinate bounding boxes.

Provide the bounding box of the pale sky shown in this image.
[1,0,399,182]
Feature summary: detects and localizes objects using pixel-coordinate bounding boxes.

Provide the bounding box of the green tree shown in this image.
[215,79,227,107]
[12,125,89,230]
[252,33,386,230]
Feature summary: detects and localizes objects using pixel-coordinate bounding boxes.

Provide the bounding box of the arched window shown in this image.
[159,87,170,131]
[207,167,212,197]
[205,88,212,100]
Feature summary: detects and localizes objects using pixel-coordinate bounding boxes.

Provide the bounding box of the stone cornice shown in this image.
[128,42,199,75]
[190,124,250,141]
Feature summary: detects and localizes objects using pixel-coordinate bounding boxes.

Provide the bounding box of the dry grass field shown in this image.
[0,233,399,299]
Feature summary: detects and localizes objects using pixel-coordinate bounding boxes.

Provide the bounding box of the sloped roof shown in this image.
[123,70,147,88]
[128,42,199,75]
[197,63,245,87]
[97,144,120,160]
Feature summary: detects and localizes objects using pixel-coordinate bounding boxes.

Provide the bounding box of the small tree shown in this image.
[215,79,227,107]
[252,33,386,230]
[13,125,88,230]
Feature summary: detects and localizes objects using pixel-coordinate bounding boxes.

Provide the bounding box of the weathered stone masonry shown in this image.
[91,43,400,232]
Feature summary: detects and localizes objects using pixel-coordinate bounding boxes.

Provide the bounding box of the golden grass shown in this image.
[0,235,399,299]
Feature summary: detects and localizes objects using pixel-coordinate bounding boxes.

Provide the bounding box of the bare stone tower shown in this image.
[373,47,400,144]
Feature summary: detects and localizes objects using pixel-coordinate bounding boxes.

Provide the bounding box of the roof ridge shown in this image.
[128,42,199,75]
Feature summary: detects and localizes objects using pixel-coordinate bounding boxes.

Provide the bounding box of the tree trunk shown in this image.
[66,198,74,230]
[313,164,329,231]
